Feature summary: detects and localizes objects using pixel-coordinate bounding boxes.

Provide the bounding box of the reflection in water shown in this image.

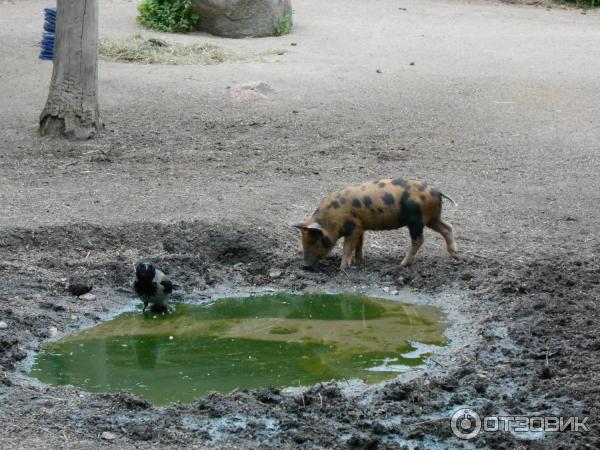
[30,292,449,405]
[134,337,159,370]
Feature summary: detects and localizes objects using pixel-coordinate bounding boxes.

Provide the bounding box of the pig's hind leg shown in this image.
[427,219,459,259]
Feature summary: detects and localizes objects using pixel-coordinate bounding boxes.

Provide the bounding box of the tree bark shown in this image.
[39,0,102,139]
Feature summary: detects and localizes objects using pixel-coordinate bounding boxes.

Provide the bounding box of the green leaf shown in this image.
[137,0,199,33]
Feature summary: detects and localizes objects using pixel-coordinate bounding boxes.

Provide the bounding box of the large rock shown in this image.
[192,0,292,38]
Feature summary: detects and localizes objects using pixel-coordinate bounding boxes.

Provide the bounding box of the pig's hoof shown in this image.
[340,259,352,269]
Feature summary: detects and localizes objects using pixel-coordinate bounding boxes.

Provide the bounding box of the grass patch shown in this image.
[99,34,285,65]
[558,0,599,7]
[275,11,293,36]
[137,0,199,33]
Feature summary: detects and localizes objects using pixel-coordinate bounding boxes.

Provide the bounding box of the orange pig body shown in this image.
[290,177,459,269]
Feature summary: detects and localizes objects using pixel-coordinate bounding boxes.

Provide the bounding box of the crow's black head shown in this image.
[135,261,156,282]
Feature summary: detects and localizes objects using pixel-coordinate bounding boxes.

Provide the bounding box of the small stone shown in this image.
[0,321,7,330]
[376,69,382,73]
[68,274,93,297]
[80,293,96,301]
[409,61,415,66]
[49,326,59,337]
[231,82,273,101]
[474,382,487,394]
[539,365,553,380]
[101,431,116,441]
[269,269,283,279]
[290,42,297,46]
[383,287,390,293]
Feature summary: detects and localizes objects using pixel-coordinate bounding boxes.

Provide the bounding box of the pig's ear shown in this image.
[305,222,323,232]
[288,221,305,229]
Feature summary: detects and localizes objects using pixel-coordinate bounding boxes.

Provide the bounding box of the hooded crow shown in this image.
[133,261,174,312]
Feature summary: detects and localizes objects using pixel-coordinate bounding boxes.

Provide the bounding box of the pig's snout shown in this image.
[302,252,319,269]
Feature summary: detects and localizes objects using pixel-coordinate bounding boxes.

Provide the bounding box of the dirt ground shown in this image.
[1,0,599,448]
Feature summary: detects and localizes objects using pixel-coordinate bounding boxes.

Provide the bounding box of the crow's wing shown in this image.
[160,279,174,294]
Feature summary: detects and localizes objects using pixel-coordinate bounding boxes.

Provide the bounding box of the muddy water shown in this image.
[29,293,449,405]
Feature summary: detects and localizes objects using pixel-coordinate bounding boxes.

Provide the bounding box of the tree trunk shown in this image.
[39,0,101,139]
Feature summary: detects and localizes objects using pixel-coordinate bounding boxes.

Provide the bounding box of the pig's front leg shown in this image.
[353,232,364,266]
[341,239,353,269]
[341,230,362,269]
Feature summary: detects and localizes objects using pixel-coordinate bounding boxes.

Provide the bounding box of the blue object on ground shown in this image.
[39,7,56,61]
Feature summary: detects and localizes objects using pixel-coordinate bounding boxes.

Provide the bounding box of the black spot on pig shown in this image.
[329,201,340,209]
[431,189,443,214]
[321,236,333,249]
[399,191,423,239]
[352,199,361,208]
[377,208,384,213]
[340,197,347,204]
[307,233,320,245]
[391,178,409,188]
[383,193,394,205]
[342,221,356,237]
[363,196,373,208]
[420,194,427,202]
[378,182,386,188]
[418,182,428,191]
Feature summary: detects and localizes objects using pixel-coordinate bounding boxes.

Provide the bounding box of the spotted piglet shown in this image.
[289,177,459,269]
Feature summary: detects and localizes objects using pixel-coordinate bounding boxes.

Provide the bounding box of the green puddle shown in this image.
[29,292,449,405]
